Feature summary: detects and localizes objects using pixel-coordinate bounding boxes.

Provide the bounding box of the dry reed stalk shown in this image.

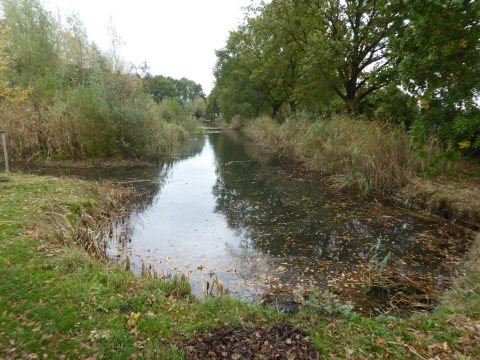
[46,183,132,258]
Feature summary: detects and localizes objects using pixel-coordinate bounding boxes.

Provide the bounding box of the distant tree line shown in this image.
[139,67,205,103]
[209,0,480,152]
[139,67,206,119]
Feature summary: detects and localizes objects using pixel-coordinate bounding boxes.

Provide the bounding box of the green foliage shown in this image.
[213,0,480,155]
[367,237,392,275]
[206,85,221,119]
[392,0,480,151]
[185,96,206,119]
[394,0,480,109]
[302,289,353,318]
[454,114,480,151]
[54,85,116,158]
[363,84,418,127]
[144,75,177,102]
[1,0,61,101]
[174,77,205,102]
[214,0,401,119]
[0,0,199,161]
[143,74,205,104]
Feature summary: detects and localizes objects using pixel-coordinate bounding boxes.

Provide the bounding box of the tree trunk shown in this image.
[272,102,282,118]
[289,101,297,113]
[344,97,360,114]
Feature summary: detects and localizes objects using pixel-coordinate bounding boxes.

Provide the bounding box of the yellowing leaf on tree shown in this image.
[421,99,430,110]
[458,140,471,150]
[0,25,30,110]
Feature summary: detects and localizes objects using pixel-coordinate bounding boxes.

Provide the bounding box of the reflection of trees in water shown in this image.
[129,136,206,213]
[128,165,172,213]
[209,132,444,264]
[109,136,207,255]
[20,136,206,216]
[210,132,336,259]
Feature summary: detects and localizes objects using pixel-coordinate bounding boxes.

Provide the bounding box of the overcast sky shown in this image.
[43,0,257,94]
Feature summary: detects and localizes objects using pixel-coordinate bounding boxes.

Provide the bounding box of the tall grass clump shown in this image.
[245,115,421,193]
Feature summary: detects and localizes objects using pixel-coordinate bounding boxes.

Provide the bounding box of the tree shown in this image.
[296,0,402,113]
[1,0,60,101]
[393,0,480,149]
[214,26,279,119]
[59,13,93,86]
[213,0,402,117]
[186,96,206,119]
[394,0,480,109]
[206,85,221,118]
[248,1,334,114]
[173,77,205,102]
[145,75,177,102]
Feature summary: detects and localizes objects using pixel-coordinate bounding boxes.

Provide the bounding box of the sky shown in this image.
[43,0,257,94]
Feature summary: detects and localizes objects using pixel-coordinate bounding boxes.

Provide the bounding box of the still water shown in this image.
[21,131,472,313]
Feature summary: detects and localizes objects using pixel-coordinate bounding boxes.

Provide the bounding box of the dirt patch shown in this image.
[184,323,320,360]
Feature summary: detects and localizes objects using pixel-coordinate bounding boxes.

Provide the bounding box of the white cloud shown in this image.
[43,0,256,94]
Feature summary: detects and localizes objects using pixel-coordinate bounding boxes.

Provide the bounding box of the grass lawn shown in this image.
[0,174,478,359]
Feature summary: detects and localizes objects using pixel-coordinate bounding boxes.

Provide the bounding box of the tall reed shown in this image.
[244,115,421,193]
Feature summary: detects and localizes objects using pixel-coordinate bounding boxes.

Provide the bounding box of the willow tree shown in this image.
[1,0,60,102]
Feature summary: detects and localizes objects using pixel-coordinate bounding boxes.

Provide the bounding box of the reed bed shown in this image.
[245,115,422,194]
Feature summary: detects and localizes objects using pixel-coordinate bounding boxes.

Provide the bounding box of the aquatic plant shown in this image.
[367,237,392,274]
[202,276,227,299]
[302,289,353,317]
[141,261,192,298]
[48,183,131,258]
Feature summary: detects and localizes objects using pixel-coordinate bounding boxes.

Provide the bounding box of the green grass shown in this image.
[0,174,478,359]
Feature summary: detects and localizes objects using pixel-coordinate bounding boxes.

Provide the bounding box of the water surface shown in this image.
[19,132,472,314]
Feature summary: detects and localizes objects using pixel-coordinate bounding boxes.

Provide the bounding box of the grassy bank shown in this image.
[0,174,279,359]
[243,115,480,227]
[1,173,479,359]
